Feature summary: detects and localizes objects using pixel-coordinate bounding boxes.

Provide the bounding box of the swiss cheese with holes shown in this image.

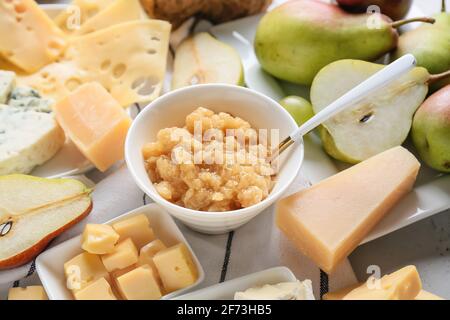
[75,0,148,36]
[19,20,171,107]
[0,0,67,73]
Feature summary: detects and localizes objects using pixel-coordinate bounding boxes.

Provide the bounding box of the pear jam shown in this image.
[142,107,275,211]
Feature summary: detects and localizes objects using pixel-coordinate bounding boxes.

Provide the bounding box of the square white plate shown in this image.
[174,267,299,300]
[36,203,205,300]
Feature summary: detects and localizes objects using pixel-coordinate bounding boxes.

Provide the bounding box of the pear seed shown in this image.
[0,221,12,237]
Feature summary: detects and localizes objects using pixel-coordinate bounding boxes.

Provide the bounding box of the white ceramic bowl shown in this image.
[125,84,303,234]
[36,204,205,300]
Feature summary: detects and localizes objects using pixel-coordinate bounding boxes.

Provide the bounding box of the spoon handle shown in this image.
[290,54,417,142]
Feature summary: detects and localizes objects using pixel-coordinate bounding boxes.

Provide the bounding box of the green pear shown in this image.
[254,0,433,85]
[310,59,430,163]
[172,32,244,90]
[393,1,450,91]
[411,85,450,173]
[279,96,314,126]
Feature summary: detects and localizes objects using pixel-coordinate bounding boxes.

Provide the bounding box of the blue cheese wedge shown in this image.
[8,86,54,113]
[234,280,315,300]
[0,70,15,104]
[0,106,65,175]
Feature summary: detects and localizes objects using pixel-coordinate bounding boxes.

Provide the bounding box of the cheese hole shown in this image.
[101,60,111,70]
[65,78,82,91]
[132,76,159,96]
[40,72,49,79]
[151,36,160,41]
[47,40,64,56]
[112,63,126,78]
[14,3,27,14]
[147,49,157,55]
[16,16,22,23]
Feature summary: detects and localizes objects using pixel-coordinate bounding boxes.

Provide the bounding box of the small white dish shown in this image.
[35,203,205,300]
[125,84,303,234]
[174,266,299,300]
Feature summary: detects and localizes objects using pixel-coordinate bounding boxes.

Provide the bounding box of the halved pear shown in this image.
[172,32,244,90]
[0,175,92,269]
[310,60,429,163]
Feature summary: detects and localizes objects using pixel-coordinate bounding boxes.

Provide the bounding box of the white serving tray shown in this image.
[174,267,299,300]
[208,0,450,244]
[36,204,205,300]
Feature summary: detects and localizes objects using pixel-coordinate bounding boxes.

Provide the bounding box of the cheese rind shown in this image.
[81,224,120,254]
[112,214,155,249]
[116,265,162,300]
[64,252,110,292]
[0,0,67,72]
[276,147,420,273]
[153,243,198,293]
[74,277,117,300]
[343,266,421,300]
[0,106,65,175]
[101,238,139,272]
[8,286,48,300]
[53,82,131,172]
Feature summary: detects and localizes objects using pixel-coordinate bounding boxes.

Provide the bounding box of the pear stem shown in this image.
[391,17,435,28]
[428,70,450,84]
[443,0,447,13]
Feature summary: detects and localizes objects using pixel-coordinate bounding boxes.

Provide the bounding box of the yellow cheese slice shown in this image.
[18,20,171,107]
[0,0,67,73]
[54,0,115,33]
[75,0,148,35]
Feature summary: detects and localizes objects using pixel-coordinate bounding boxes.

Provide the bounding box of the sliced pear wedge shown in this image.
[172,32,244,90]
[0,175,92,269]
[310,59,429,163]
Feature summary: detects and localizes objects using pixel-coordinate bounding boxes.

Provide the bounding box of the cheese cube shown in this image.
[138,239,167,286]
[323,284,360,300]
[153,243,198,293]
[276,147,420,273]
[0,0,67,72]
[112,214,155,249]
[101,238,138,272]
[116,266,162,300]
[8,286,48,300]
[53,82,132,172]
[81,224,120,254]
[64,252,110,292]
[343,266,421,300]
[74,277,117,300]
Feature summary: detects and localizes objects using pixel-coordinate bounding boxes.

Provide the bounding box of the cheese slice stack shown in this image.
[0,106,65,175]
[276,146,420,274]
[19,20,171,107]
[0,0,67,73]
[74,0,147,36]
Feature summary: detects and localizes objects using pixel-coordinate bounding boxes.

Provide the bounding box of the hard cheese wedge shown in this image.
[276,146,420,273]
[19,20,171,107]
[343,266,421,300]
[0,0,67,73]
[53,82,132,172]
[75,0,147,36]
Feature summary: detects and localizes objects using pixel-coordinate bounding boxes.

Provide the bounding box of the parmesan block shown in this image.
[75,0,147,36]
[0,0,67,73]
[0,106,65,175]
[19,20,171,107]
[54,0,115,33]
[343,266,421,300]
[53,82,131,172]
[276,146,420,273]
